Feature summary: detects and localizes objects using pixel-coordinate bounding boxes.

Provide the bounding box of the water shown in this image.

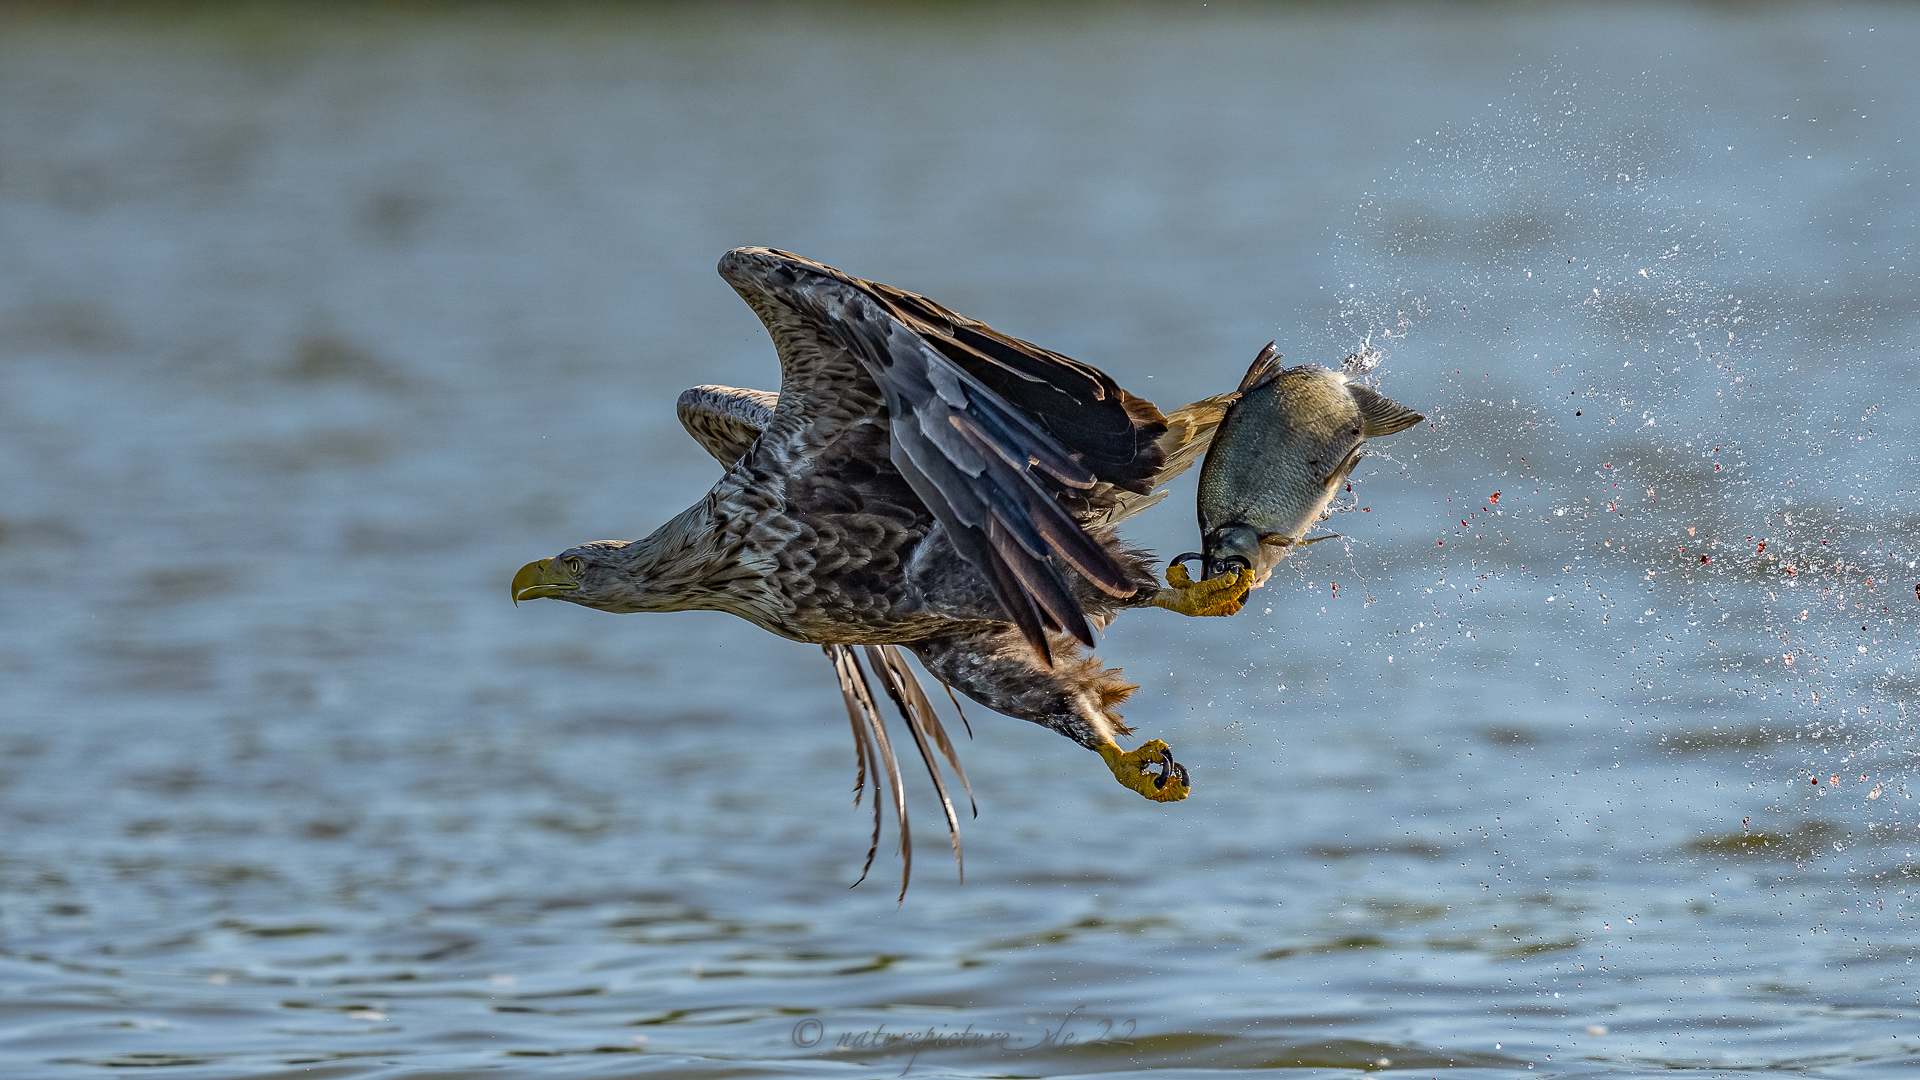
[2,4,1917,1076]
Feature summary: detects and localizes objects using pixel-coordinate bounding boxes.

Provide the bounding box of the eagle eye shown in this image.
[565,556,584,576]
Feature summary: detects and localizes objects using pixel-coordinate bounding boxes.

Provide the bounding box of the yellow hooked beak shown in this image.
[512,557,580,605]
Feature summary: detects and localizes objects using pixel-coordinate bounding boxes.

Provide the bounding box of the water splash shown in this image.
[1262,66,1920,855]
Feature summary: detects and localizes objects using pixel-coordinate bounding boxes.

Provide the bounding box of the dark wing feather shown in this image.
[866,282,1166,492]
[844,310,1131,659]
[720,248,1165,661]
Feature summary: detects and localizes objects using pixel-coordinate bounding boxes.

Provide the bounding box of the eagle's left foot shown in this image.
[1151,563,1254,618]
[1099,739,1191,802]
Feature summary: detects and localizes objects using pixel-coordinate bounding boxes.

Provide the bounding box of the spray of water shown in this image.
[1269,68,1920,852]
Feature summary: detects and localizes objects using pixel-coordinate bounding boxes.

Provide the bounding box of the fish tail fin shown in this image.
[1349,385,1423,438]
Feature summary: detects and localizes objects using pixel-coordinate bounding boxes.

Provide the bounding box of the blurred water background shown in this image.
[2,3,1918,1077]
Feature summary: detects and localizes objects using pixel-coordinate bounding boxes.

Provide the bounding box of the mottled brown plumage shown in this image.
[513,248,1241,893]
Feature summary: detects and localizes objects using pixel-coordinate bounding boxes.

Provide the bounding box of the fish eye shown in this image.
[565,556,584,576]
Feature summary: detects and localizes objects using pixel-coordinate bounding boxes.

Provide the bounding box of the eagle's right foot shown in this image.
[1099,739,1190,802]
[1151,563,1254,617]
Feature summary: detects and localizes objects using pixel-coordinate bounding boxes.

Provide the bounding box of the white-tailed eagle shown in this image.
[513,249,1253,895]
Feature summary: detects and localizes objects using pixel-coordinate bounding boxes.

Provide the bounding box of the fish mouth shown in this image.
[1175,550,1253,582]
[1208,555,1253,580]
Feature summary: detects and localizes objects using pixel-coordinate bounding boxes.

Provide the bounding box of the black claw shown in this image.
[1148,747,1186,790]
[1207,555,1251,581]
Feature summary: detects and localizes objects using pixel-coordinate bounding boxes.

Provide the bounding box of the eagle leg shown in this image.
[1097,739,1191,803]
[1150,563,1255,618]
[908,629,1190,802]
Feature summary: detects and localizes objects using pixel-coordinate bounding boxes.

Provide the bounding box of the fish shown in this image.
[1179,342,1423,586]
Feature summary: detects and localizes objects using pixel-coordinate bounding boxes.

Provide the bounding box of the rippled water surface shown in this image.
[4,4,1920,1077]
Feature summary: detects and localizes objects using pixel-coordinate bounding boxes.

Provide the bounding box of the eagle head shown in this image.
[511,541,628,610]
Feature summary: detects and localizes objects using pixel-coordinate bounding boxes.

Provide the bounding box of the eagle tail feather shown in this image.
[827,646,909,897]
[871,646,974,810]
[940,682,976,742]
[866,646,969,883]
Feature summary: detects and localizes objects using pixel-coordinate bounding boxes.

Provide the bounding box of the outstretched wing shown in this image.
[677,384,778,466]
[671,331,1198,531]
[718,247,1166,661]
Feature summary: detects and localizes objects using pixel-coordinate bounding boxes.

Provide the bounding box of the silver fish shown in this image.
[1181,342,1423,585]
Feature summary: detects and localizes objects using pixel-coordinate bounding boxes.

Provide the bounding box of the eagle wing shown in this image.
[677,384,779,466]
[719,247,1167,662]
[677,381,1229,532]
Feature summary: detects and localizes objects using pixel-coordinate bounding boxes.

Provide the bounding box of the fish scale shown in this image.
[1188,343,1424,583]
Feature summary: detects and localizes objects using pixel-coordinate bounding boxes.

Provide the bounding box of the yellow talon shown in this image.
[1098,739,1190,802]
[1152,564,1254,617]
